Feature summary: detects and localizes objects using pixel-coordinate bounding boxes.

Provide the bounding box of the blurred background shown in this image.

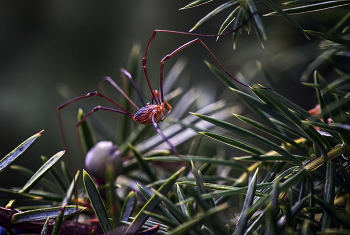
[0,1,348,189]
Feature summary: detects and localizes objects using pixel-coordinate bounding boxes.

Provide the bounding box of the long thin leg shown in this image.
[162,99,172,121]
[151,114,179,156]
[159,38,250,100]
[158,38,249,100]
[99,69,147,108]
[99,76,139,110]
[151,90,161,105]
[57,92,133,170]
[142,62,158,105]
[151,114,191,170]
[119,68,146,106]
[143,12,262,102]
[76,106,130,127]
[58,92,133,117]
[58,98,132,225]
[154,89,162,107]
[153,90,172,121]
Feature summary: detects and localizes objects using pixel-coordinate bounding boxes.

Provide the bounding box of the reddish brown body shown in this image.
[132,89,172,125]
[133,103,166,125]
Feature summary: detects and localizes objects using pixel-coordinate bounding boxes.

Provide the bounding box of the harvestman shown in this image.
[57,12,261,174]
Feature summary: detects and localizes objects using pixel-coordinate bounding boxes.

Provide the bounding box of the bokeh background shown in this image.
[0,1,348,189]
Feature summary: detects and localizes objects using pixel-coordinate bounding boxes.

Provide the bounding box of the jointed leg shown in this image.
[57,92,131,214]
[161,38,250,96]
[162,99,172,121]
[57,91,133,168]
[151,115,191,169]
[99,69,146,108]
[58,92,133,117]
[119,68,146,107]
[76,106,131,128]
[142,12,262,103]
[99,76,139,110]
[152,90,162,109]
[58,96,132,214]
[142,60,159,105]
[151,114,179,155]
